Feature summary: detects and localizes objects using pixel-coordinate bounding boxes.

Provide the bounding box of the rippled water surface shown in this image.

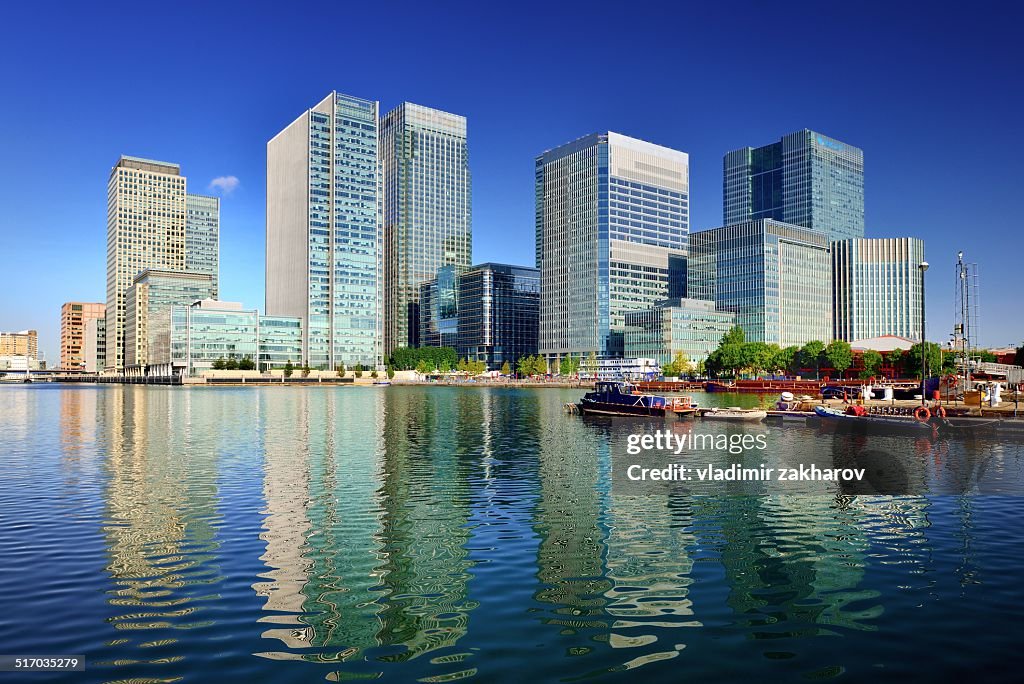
[1,384,1023,683]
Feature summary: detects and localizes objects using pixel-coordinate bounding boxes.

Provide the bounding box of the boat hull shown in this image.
[814,406,934,435]
[579,400,666,417]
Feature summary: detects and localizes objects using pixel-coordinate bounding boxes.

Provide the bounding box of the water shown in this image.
[1,384,1023,682]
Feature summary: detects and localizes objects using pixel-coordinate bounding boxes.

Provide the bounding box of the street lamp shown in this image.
[919,261,929,405]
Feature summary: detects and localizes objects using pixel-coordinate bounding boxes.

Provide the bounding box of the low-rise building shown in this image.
[60,302,105,370]
[0,330,38,358]
[124,269,216,374]
[624,298,737,366]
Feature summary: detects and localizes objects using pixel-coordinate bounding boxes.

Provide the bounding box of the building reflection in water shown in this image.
[99,386,223,660]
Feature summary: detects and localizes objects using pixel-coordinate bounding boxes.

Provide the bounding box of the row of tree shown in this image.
[703,326,957,379]
[389,346,459,371]
[212,355,256,370]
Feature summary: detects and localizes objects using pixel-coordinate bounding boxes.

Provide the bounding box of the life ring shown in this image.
[914,406,931,422]
[934,406,947,419]
[946,375,959,387]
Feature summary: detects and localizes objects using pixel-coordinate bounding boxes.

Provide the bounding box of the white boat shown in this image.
[699,407,767,422]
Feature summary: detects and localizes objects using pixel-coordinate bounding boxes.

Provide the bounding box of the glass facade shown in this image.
[724,129,864,243]
[381,103,472,354]
[185,193,220,297]
[124,269,215,370]
[418,265,462,349]
[690,219,831,347]
[153,302,303,376]
[267,92,382,370]
[457,263,540,369]
[536,132,688,362]
[624,298,737,365]
[832,237,925,342]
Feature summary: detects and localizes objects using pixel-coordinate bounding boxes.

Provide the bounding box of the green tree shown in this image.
[559,355,580,376]
[906,342,944,379]
[354,363,364,378]
[742,342,775,376]
[415,359,432,375]
[386,365,395,380]
[501,361,511,376]
[438,358,451,373]
[283,360,294,378]
[860,349,883,379]
[885,350,904,376]
[798,340,826,380]
[663,351,692,377]
[370,369,378,379]
[773,346,799,376]
[824,340,853,378]
[225,357,239,371]
[335,362,346,377]
[212,357,226,370]
[720,325,745,347]
[301,362,311,378]
[976,349,998,363]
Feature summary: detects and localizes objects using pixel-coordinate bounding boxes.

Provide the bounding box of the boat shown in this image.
[577,381,667,417]
[814,405,934,435]
[698,407,767,422]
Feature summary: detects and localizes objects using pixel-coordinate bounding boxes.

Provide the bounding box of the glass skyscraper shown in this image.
[381,103,472,354]
[723,129,864,243]
[266,92,382,369]
[624,298,736,366]
[689,219,831,347]
[832,237,925,342]
[418,265,462,350]
[185,193,220,298]
[536,132,688,361]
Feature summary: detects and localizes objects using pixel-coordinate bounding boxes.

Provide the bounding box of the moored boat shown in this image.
[698,407,767,422]
[814,405,934,435]
[578,381,667,417]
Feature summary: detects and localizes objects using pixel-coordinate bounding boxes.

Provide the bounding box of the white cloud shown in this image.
[208,175,240,195]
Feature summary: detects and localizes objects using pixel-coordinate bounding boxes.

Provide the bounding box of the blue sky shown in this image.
[1,1,1022,363]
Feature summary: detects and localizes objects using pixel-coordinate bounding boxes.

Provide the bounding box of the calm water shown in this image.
[1,384,1023,683]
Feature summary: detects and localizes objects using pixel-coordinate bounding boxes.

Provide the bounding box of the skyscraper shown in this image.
[60,302,104,370]
[689,219,831,347]
[457,263,541,369]
[832,237,925,342]
[381,103,471,354]
[266,92,383,369]
[106,156,187,371]
[723,129,864,243]
[536,132,689,362]
[185,193,220,298]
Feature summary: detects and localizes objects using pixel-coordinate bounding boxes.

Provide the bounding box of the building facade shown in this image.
[148,300,303,377]
[689,219,831,347]
[724,129,864,243]
[0,329,38,358]
[624,298,737,366]
[185,193,220,297]
[106,156,188,371]
[60,302,105,370]
[266,91,383,369]
[83,317,106,373]
[418,265,462,350]
[832,237,925,342]
[381,102,472,354]
[536,132,689,363]
[457,263,540,369]
[124,269,216,371]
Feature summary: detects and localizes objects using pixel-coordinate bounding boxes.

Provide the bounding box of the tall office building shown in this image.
[60,302,104,370]
[689,219,831,347]
[185,193,220,297]
[266,91,383,369]
[723,129,864,243]
[105,156,187,371]
[381,102,471,354]
[536,132,688,362]
[418,265,462,350]
[832,237,925,342]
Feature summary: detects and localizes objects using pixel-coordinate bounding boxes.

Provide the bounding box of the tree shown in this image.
[370,369,378,379]
[283,360,294,378]
[501,361,511,376]
[976,349,998,363]
[415,359,432,375]
[335,362,346,377]
[861,350,883,379]
[212,357,226,370]
[302,362,311,378]
[721,325,745,347]
[663,351,692,378]
[438,358,451,373]
[906,342,944,379]
[225,357,239,371]
[354,363,364,378]
[559,354,580,376]
[1015,345,1024,367]
[386,365,395,380]
[885,350,904,376]
[824,340,853,378]
[773,346,800,376]
[798,341,826,380]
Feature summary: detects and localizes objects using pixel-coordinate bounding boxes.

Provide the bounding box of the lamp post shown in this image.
[919,261,929,405]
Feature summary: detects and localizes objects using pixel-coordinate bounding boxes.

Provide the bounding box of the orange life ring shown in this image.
[934,406,947,419]
[914,406,931,422]
[946,375,959,387]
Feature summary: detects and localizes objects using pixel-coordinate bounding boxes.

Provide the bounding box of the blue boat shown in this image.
[578,382,667,417]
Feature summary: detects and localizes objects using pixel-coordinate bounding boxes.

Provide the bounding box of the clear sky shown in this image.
[1,0,1022,363]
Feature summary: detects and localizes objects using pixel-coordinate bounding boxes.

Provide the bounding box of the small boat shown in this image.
[578,381,667,417]
[814,405,934,435]
[373,380,392,386]
[699,407,767,422]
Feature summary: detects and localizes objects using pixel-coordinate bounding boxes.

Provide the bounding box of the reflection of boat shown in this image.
[814,405,934,435]
[578,381,667,417]
[699,407,767,422]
